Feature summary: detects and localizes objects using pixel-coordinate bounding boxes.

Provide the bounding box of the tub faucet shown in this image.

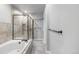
[21,40,27,42]
[18,40,28,44]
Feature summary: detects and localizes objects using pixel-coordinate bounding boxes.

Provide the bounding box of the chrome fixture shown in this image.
[48,29,63,34]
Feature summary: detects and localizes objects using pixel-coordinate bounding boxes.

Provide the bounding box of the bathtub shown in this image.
[0,39,32,54]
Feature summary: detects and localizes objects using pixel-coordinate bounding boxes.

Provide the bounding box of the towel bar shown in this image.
[48,29,62,34]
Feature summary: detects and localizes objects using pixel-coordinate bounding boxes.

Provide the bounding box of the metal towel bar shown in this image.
[48,29,62,34]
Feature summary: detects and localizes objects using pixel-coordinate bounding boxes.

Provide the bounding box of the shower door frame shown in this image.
[12,14,34,40]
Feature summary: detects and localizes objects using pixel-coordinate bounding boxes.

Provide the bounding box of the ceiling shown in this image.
[11,4,45,20]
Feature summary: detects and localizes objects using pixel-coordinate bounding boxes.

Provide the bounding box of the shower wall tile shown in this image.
[32,40,45,54]
[0,22,12,44]
[34,19,44,39]
[32,19,45,54]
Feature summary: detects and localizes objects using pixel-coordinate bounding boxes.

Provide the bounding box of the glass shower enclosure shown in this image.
[12,13,34,41]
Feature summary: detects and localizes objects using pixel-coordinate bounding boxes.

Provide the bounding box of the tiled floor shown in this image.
[32,39,45,54]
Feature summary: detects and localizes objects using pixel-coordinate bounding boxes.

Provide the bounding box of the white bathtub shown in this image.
[0,39,32,54]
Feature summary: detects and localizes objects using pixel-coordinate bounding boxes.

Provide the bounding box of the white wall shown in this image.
[44,4,79,54]
[0,4,12,23]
